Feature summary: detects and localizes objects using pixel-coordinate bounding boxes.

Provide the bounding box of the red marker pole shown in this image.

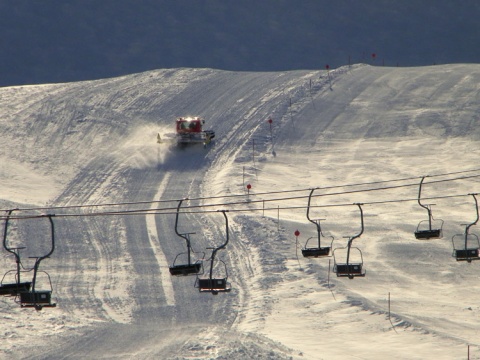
[246,183,252,195]
[326,64,332,88]
[294,230,302,269]
[267,118,273,138]
[268,118,277,156]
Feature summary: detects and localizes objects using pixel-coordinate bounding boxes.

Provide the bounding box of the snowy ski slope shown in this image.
[1,64,480,359]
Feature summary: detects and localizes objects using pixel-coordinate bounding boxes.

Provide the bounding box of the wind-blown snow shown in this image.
[1,64,480,359]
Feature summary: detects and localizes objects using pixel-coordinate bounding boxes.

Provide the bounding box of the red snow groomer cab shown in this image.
[175,117,215,146]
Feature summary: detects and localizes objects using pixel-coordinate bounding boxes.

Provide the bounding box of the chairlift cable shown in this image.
[3,192,473,220]
[2,169,480,214]
[1,174,479,221]
[0,192,478,220]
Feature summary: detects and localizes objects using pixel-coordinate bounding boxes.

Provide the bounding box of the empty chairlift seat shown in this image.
[20,290,55,307]
[414,228,442,240]
[452,232,480,263]
[0,281,31,296]
[169,262,202,276]
[334,263,365,278]
[302,247,330,258]
[197,278,231,294]
[454,248,479,261]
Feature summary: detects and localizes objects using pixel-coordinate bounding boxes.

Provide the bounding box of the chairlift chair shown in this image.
[302,241,331,257]
[195,210,231,295]
[333,204,366,279]
[452,194,480,263]
[197,258,230,295]
[414,176,444,240]
[301,188,334,258]
[333,250,365,278]
[169,199,204,276]
[18,214,57,310]
[0,210,31,296]
[169,236,204,276]
[19,269,56,310]
[453,244,479,262]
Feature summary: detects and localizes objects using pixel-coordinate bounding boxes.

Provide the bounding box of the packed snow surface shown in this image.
[1,64,480,359]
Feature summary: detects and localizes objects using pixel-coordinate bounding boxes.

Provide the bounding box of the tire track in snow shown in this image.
[145,172,175,306]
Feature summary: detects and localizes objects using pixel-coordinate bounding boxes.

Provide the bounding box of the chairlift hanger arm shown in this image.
[28,214,55,296]
[343,203,364,270]
[417,176,432,212]
[306,189,325,223]
[306,188,319,225]
[465,194,479,236]
[169,199,204,276]
[307,188,325,246]
[40,215,56,261]
[206,210,229,280]
[30,215,55,267]
[206,211,229,267]
[174,199,190,240]
[216,210,229,251]
[3,209,18,257]
[2,209,25,286]
[348,203,364,247]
